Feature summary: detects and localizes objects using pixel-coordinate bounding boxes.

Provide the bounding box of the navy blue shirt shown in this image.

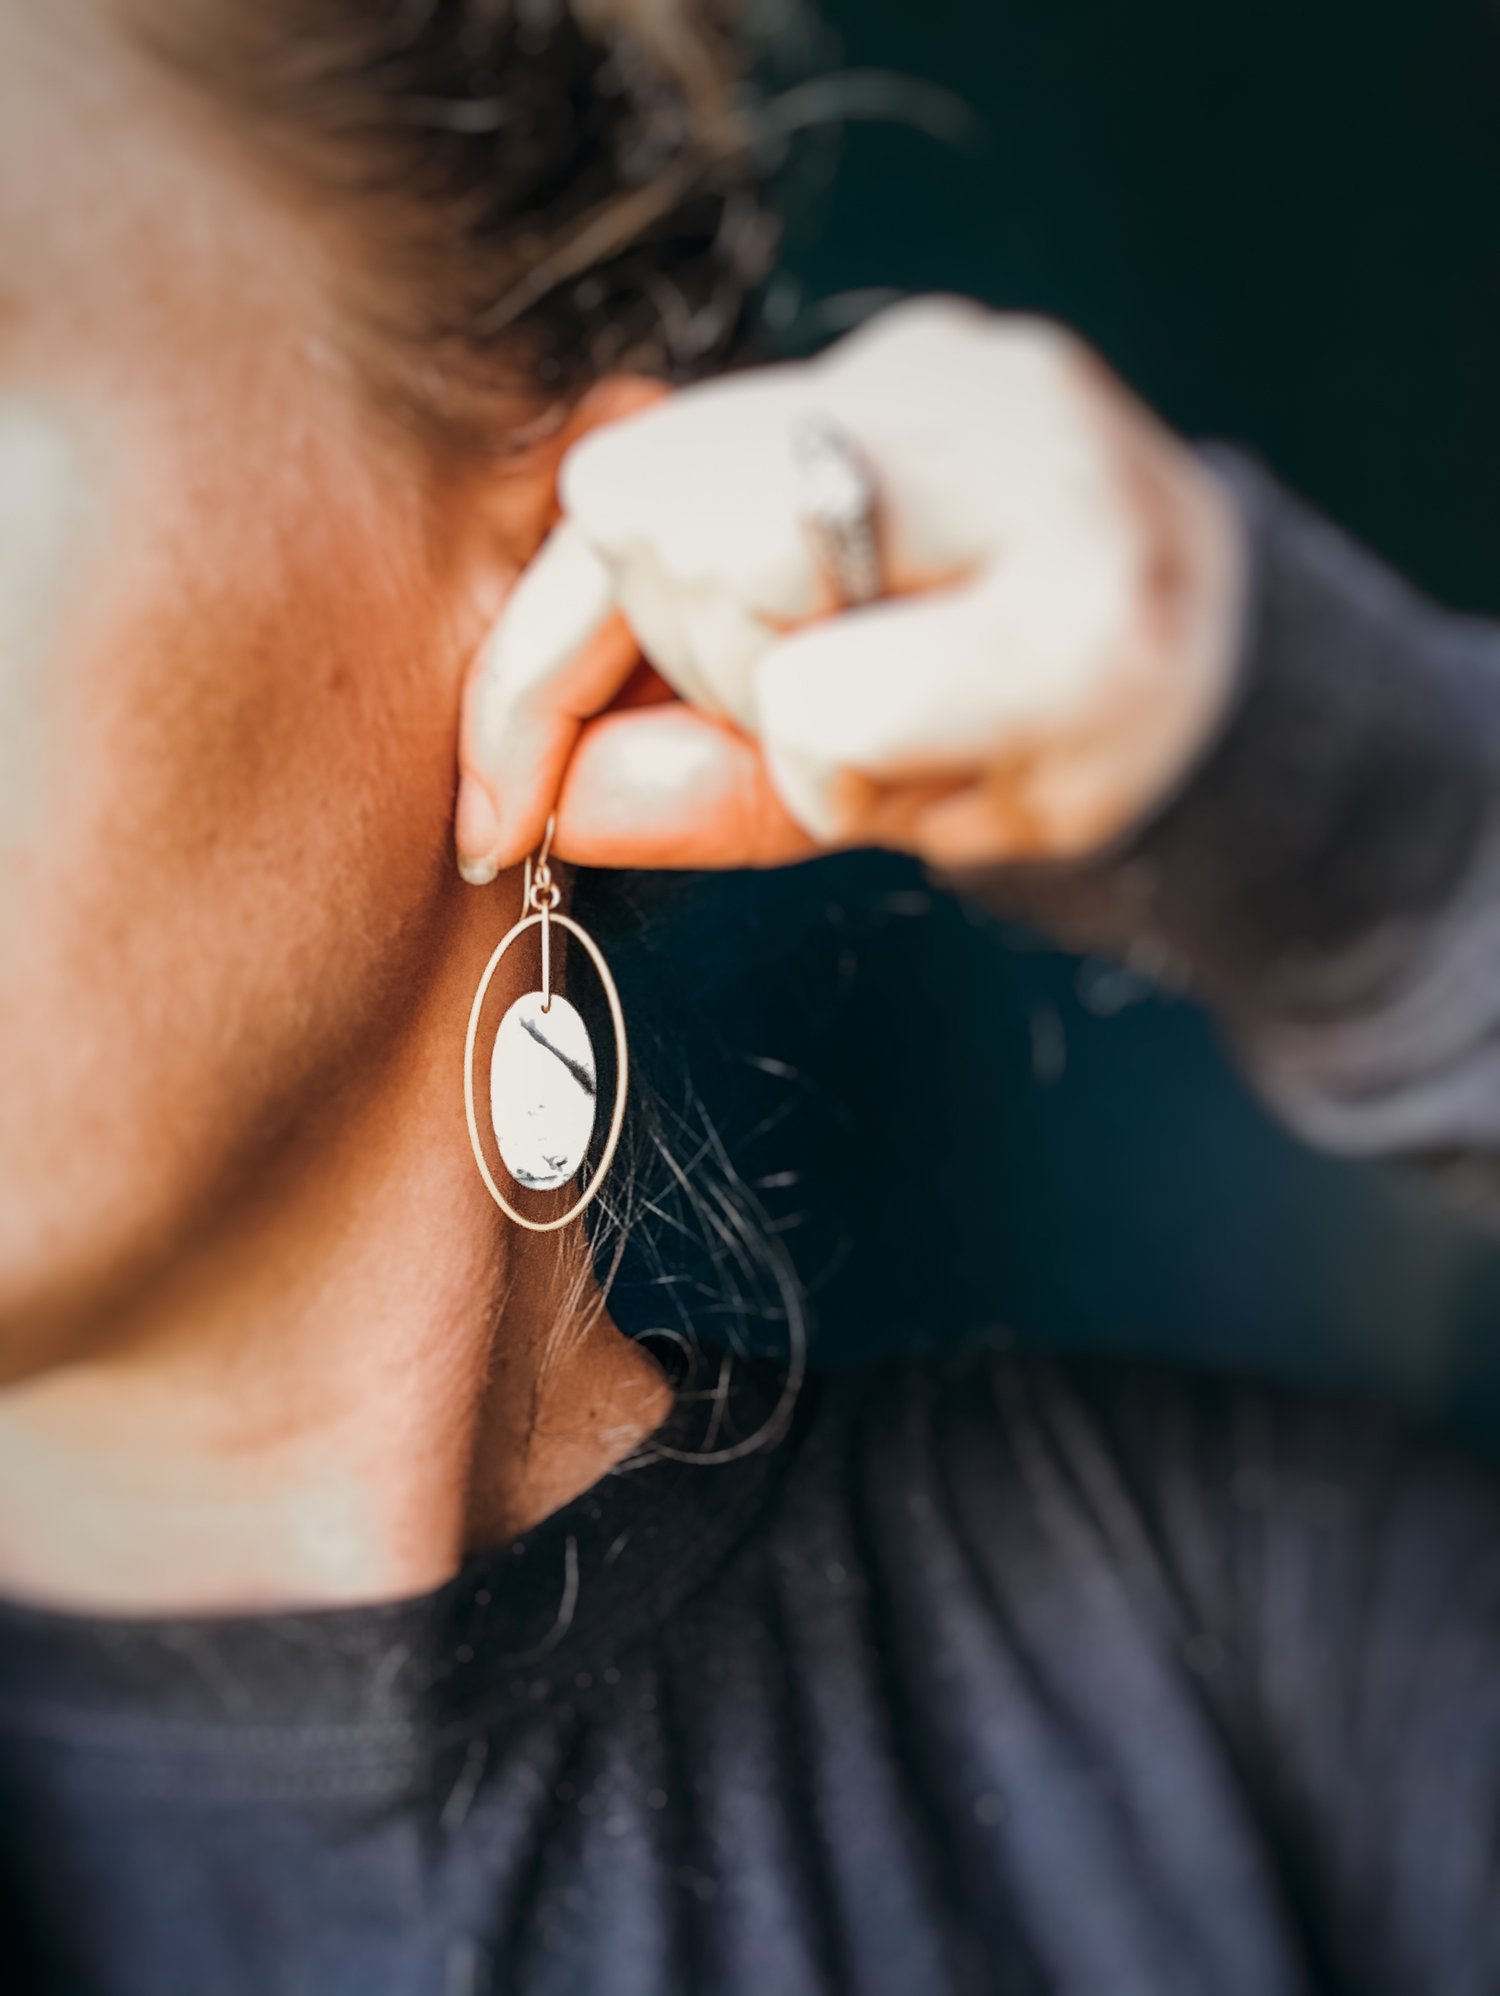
[5,1351,1500,1996]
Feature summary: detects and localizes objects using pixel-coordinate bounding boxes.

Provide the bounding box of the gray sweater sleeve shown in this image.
[954,446,1500,1195]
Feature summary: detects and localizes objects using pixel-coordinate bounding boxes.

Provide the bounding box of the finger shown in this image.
[548,703,818,871]
[910,768,1058,867]
[455,521,639,882]
[557,374,833,723]
[751,527,1135,847]
[749,585,999,844]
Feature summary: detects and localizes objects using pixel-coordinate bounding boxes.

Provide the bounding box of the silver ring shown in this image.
[791,413,884,608]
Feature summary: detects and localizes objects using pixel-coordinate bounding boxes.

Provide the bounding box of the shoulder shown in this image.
[803,1341,1483,1492]
[776,1347,1500,1650]
[791,1343,1396,1501]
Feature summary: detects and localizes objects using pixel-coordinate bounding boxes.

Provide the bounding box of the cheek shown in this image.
[58,439,459,1051]
[0,398,94,867]
[0,395,464,1339]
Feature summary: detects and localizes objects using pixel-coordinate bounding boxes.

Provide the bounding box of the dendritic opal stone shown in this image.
[489,990,598,1191]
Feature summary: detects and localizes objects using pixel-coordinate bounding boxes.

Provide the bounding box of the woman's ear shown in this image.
[561,374,674,456]
[499,374,675,566]
[453,373,674,881]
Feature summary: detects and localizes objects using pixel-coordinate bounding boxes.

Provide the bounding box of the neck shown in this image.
[0,873,669,1616]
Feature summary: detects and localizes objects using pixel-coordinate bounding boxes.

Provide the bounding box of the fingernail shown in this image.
[455,774,503,885]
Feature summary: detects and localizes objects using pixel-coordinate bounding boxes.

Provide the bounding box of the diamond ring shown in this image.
[791,413,885,609]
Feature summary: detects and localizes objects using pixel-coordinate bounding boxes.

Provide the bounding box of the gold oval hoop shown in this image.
[463,909,629,1234]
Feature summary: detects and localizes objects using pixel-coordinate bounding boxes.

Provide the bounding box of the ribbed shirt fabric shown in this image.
[5,1352,1500,1996]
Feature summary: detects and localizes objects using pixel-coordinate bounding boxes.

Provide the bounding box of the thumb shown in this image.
[455,521,638,882]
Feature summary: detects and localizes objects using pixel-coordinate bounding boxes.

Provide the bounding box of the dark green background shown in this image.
[606,0,1500,1437]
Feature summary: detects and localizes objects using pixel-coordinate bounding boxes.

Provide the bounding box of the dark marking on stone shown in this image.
[521,1012,597,1097]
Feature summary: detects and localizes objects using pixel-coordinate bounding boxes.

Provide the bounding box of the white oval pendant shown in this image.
[489,990,598,1191]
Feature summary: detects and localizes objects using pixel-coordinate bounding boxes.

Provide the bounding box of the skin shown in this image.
[454,305,1243,882]
[0,6,1238,1612]
[0,0,668,1611]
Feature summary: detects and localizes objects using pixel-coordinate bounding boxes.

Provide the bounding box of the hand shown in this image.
[454,297,1245,881]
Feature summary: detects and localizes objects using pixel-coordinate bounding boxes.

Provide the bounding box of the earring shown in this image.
[463,815,629,1233]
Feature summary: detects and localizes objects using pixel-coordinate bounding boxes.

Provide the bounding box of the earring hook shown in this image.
[535,813,557,875]
[525,813,560,1011]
